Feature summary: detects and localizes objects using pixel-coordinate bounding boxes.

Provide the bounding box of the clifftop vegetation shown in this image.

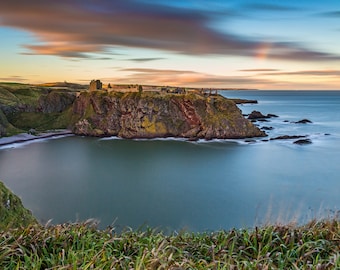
[0,182,37,230]
[0,217,339,268]
[0,83,76,136]
[0,83,265,139]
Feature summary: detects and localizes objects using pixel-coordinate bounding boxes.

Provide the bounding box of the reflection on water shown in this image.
[0,91,340,231]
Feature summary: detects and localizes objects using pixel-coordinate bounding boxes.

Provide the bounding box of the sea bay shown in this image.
[0,90,339,231]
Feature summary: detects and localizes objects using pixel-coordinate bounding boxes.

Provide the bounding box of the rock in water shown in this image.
[247,110,268,119]
[270,135,307,140]
[248,111,278,120]
[295,119,312,124]
[72,92,266,140]
[293,139,312,145]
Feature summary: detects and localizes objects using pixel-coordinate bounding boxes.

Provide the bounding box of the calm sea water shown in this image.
[0,90,340,231]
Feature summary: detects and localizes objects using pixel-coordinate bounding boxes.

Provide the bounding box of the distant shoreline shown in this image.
[0,130,74,147]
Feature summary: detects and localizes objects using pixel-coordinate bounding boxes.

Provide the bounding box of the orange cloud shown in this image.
[98,67,340,90]
[110,68,274,88]
[0,1,340,62]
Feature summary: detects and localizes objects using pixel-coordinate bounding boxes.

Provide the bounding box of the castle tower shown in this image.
[89,80,103,91]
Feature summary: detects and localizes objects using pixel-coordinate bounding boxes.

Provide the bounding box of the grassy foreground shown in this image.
[0,219,339,269]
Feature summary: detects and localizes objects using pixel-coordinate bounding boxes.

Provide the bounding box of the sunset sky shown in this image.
[0,0,340,89]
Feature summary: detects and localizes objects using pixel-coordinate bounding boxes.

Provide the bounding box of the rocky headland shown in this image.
[0,83,265,141]
[72,91,265,139]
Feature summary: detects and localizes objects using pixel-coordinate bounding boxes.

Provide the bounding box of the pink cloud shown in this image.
[1,0,340,62]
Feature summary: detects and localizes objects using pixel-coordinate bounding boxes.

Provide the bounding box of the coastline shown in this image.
[0,130,74,147]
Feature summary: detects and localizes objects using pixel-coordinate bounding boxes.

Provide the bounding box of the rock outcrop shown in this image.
[270,135,307,140]
[295,119,312,124]
[38,91,76,113]
[72,91,266,139]
[248,110,278,120]
[293,139,312,145]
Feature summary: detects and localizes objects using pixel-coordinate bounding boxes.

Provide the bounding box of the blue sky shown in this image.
[0,0,340,89]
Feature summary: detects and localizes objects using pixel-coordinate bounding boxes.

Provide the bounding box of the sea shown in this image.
[0,90,340,232]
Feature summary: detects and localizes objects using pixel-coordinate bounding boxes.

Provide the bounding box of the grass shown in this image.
[0,182,37,230]
[0,177,339,269]
[7,108,74,131]
[0,219,339,269]
[0,85,76,134]
[6,87,49,107]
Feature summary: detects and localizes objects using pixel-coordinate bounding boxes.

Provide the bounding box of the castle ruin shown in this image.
[89,80,103,91]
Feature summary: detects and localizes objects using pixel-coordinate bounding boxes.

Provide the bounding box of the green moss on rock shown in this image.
[0,109,22,136]
[0,181,37,229]
[73,91,265,139]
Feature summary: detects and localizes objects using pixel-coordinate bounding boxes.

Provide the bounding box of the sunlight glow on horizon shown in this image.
[0,0,340,90]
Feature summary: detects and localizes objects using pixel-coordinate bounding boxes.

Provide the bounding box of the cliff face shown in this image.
[72,91,266,139]
[0,87,76,114]
[0,84,266,140]
[0,85,76,135]
[0,109,19,136]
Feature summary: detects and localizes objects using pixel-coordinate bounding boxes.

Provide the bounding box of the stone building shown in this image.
[89,80,103,91]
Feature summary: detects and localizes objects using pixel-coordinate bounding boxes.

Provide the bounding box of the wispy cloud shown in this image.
[126,58,164,62]
[0,0,339,62]
[243,3,301,12]
[0,75,28,82]
[113,68,273,88]
[319,11,340,17]
[259,69,340,76]
[104,67,340,90]
[240,68,281,72]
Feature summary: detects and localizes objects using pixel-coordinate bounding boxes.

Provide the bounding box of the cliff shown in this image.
[0,84,265,140]
[0,84,76,135]
[72,91,265,139]
[0,181,37,229]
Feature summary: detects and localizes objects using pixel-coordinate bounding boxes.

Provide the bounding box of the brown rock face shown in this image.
[72,91,266,139]
[38,91,76,113]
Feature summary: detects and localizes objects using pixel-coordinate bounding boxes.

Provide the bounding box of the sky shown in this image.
[0,0,340,90]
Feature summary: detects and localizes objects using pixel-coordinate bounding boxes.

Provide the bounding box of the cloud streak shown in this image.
[240,68,281,72]
[1,0,340,62]
[258,69,340,76]
[105,67,340,90]
[126,58,164,62]
[113,68,274,88]
[0,76,28,82]
[319,11,340,17]
[243,3,301,12]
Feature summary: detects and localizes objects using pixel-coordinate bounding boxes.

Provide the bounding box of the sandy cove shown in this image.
[0,130,74,147]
